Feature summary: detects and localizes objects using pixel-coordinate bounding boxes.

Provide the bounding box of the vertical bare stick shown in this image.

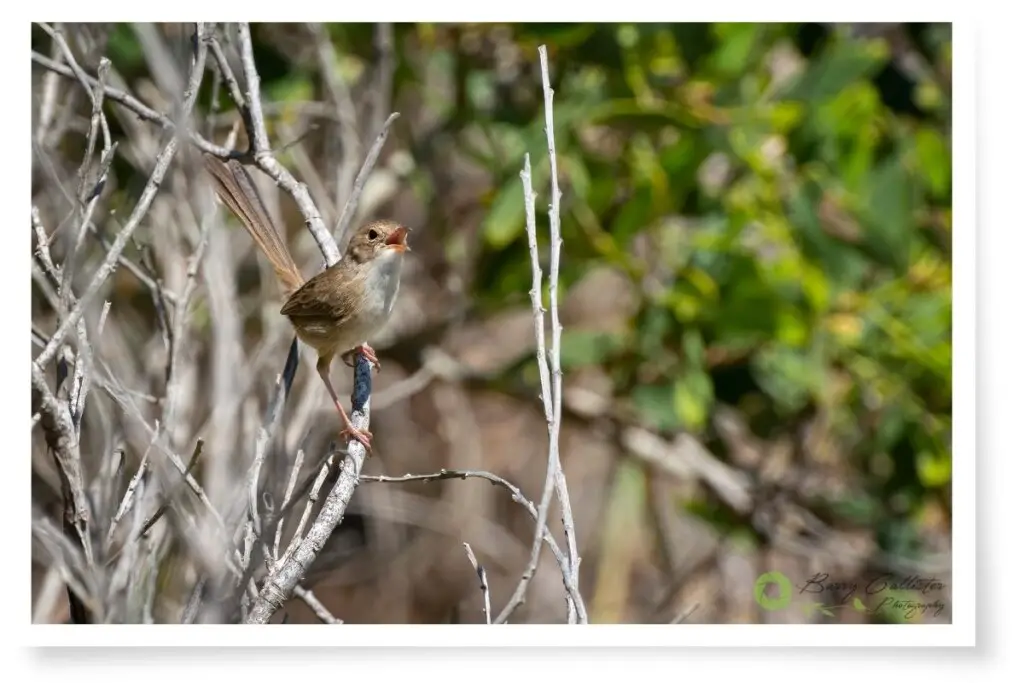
[463,542,492,624]
[493,45,586,625]
[538,44,585,624]
[492,156,559,625]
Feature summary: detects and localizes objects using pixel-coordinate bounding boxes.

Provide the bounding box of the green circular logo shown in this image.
[754,571,793,611]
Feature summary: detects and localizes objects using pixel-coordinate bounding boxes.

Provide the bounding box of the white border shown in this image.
[26,623,969,647]
[10,2,986,669]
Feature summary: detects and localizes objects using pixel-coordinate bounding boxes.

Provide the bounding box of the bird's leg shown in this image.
[341,343,381,372]
[316,356,373,453]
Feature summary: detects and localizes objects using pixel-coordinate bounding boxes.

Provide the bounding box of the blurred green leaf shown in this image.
[611,184,652,242]
[768,101,806,134]
[783,37,888,104]
[830,494,883,525]
[265,75,314,104]
[876,409,907,453]
[632,383,681,431]
[560,329,627,369]
[106,25,145,71]
[913,127,952,198]
[482,174,528,249]
[788,181,872,288]
[682,329,705,365]
[587,99,702,129]
[673,369,714,432]
[561,154,592,204]
[710,23,763,78]
[916,449,952,488]
[913,81,944,113]
[858,157,914,273]
[516,22,597,47]
[713,256,781,343]
[751,343,825,415]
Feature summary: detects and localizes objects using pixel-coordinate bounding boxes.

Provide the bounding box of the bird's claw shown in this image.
[342,344,381,373]
[341,426,374,454]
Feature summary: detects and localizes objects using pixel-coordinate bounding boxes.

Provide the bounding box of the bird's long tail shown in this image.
[204,155,305,299]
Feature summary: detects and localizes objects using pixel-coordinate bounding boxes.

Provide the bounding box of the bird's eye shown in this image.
[368,229,379,240]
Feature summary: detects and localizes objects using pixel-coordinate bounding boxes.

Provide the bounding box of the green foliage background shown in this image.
[385,22,953,563]
[463,23,953,563]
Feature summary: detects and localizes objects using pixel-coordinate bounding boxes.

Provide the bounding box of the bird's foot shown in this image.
[341,424,374,454]
[342,343,381,372]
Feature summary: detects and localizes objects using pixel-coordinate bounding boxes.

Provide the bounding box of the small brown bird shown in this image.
[204,155,409,451]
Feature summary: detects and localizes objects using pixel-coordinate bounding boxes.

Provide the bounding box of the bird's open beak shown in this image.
[386,226,410,252]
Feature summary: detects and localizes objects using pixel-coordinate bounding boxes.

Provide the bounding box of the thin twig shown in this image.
[181,577,207,624]
[85,222,180,306]
[491,46,586,625]
[136,439,206,539]
[207,33,248,121]
[45,23,115,310]
[65,142,118,432]
[275,119,337,225]
[274,447,305,561]
[37,24,96,111]
[359,468,581,612]
[31,511,100,620]
[491,154,560,625]
[31,205,59,281]
[279,450,337,567]
[539,44,584,624]
[31,29,116,444]
[462,542,492,624]
[96,300,112,336]
[670,603,701,624]
[106,427,159,543]
[332,112,401,249]
[30,51,234,159]
[31,207,97,436]
[294,585,344,624]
